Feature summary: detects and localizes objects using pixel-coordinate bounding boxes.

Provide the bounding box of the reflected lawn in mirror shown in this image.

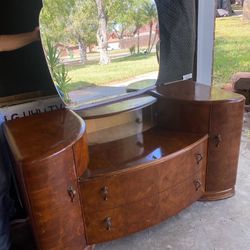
[40,0,159,108]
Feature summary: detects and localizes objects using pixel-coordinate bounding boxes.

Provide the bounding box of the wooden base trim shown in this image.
[200,187,235,201]
[85,245,95,250]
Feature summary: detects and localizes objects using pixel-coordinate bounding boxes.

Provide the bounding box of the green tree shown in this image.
[40,0,74,43]
[142,1,158,53]
[41,0,156,65]
[41,0,97,64]
[95,0,110,64]
[66,0,97,63]
[94,0,148,63]
[129,1,148,53]
[106,0,136,39]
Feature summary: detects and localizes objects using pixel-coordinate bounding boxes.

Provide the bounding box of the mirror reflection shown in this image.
[40,0,159,108]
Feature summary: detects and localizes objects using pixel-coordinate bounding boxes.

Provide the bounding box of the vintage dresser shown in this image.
[3,80,245,249]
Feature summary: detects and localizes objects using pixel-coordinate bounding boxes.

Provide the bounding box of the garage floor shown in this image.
[95,112,250,250]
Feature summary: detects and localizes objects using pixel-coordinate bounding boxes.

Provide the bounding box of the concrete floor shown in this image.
[96,112,250,250]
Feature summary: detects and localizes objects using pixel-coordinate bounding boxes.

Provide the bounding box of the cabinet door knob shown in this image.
[214,134,222,147]
[193,179,202,191]
[135,118,142,124]
[101,186,109,201]
[195,153,203,165]
[67,185,77,202]
[104,217,112,231]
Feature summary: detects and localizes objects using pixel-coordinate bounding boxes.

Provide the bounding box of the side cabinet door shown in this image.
[22,147,86,250]
[206,101,244,195]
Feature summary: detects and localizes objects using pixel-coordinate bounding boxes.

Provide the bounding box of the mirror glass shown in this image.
[40,0,159,109]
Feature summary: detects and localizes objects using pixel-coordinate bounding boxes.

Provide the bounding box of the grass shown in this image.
[65,15,250,90]
[213,15,250,86]
[66,52,158,90]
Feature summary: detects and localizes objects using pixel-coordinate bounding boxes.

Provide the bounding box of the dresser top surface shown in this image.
[77,95,156,119]
[151,80,245,103]
[3,109,85,164]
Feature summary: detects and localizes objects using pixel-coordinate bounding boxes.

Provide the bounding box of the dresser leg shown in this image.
[200,187,235,201]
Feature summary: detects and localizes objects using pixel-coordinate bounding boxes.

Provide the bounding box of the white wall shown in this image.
[196,0,216,86]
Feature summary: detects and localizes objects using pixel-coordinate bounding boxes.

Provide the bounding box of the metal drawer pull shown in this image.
[104,217,112,231]
[193,180,202,191]
[136,141,143,147]
[101,186,109,201]
[135,118,142,124]
[195,154,203,165]
[214,134,222,147]
[67,185,77,202]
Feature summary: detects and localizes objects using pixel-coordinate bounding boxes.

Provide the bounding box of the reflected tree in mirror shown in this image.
[40,0,159,108]
[45,39,71,103]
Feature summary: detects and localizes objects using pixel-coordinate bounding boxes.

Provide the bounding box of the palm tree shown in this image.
[143,1,158,53]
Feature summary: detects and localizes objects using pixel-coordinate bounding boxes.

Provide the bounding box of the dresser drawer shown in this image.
[84,170,205,244]
[80,138,207,212]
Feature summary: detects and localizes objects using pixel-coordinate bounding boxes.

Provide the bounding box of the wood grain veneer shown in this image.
[3,109,89,250]
[80,132,207,212]
[151,80,245,200]
[84,169,205,244]
[3,80,245,248]
[3,109,86,164]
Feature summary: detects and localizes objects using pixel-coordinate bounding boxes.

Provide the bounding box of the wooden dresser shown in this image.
[3,81,245,249]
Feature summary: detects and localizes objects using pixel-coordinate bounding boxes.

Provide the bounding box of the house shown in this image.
[108,22,159,50]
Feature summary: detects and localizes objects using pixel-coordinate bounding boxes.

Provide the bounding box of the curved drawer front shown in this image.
[84,170,205,244]
[80,138,207,212]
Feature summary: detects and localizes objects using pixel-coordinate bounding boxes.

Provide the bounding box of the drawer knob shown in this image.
[214,134,222,147]
[136,141,144,147]
[195,153,203,165]
[101,186,109,201]
[67,185,77,202]
[193,179,202,191]
[104,217,112,231]
[135,118,142,124]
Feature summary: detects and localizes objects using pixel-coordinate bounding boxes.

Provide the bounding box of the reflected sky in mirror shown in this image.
[40,0,159,108]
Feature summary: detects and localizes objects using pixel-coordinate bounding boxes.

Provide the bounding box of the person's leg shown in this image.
[0,124,16,250]
[0,153,12,250]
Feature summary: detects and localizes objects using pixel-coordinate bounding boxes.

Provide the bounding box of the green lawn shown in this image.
[213,15,250,86]
[66,52,158,91]
[65,15,250,90]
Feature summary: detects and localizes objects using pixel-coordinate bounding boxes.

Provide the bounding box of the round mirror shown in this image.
[40,0,159,109]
